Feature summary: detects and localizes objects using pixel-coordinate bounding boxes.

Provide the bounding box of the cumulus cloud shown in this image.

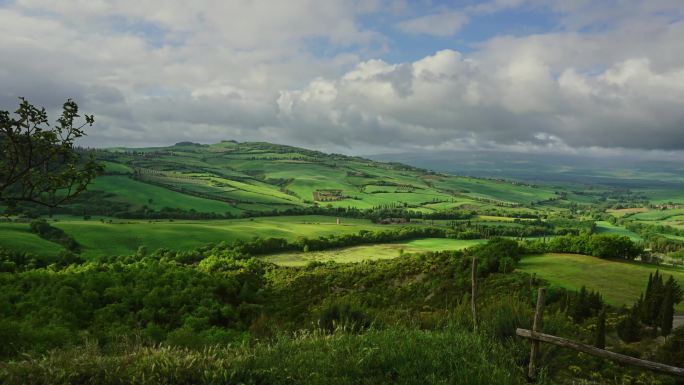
[396,11,468,37]
[1,0,684,154]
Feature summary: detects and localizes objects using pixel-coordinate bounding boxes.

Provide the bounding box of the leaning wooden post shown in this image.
[471,257,478,332]
[528,287,546,381]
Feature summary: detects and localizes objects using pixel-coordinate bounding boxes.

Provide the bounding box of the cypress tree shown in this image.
[618,305,642,343]
[572,286,588,322]
[659,288,674,337]
[641,274,653,324]
[595,308,606,349]
[665,275,683,305]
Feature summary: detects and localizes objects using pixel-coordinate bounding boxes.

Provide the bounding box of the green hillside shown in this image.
[518,253,684,312]
[50,216,408,258]
[76,141,562,217]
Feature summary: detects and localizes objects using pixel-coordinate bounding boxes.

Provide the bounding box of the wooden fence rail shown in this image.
[516,328,684,377]
[520,287,684,379]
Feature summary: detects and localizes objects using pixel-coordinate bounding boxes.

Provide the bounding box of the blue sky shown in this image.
[1,0,684,156]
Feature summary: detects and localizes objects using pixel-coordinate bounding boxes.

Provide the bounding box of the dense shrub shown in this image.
[523,233,643,260]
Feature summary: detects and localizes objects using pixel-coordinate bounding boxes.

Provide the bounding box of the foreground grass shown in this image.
[518,253,684,312]
[0,328,527,385]
[263,238,486,266]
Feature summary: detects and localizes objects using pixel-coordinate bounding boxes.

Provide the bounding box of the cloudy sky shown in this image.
[1,0,684,156]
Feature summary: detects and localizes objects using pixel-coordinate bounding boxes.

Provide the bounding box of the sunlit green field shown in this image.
[0,223,65,256]
[45,216,412,258]
[629,208,684,221]
[594,221,642,241]
[262,238,486,266]
[518,253,684,312]
[89,175,241,214]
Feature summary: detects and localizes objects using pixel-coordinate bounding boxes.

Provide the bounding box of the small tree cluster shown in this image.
[618,271,682,341]
[565,286,603,323]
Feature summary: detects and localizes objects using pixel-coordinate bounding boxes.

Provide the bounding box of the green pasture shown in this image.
[635,187,684,204]
[432,177,557,204]
[594,221,642,241]
[45,216,406,258]
[89,176,240,214]
[263,238,486,266]
[102,161,134,174]
[0,223,65,256]
[630,208,684,221]
[518,253,684,312]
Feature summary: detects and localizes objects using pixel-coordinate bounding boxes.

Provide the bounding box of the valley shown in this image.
[2,140,684,385]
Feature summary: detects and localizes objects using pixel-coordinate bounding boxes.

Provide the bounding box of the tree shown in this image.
[595,308,606,349]
[617,306,642,343]
[659,276,682,337]
[659,288,674,336]
[0,98,102,207]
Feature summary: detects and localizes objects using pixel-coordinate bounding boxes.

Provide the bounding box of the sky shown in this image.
[1,0,684,157]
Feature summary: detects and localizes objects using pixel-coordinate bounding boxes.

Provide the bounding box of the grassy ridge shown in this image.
[518,253,684,312]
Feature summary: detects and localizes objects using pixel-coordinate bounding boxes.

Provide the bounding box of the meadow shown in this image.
[594,220,643,241]
[518,253,684,311]
[81,141,579,217]
[0,223,64,256]
[3,140,684,384]
[48,216,409,258]
[262,238,486,266]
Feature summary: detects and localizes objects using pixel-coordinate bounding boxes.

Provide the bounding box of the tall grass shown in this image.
[0,327,530,385]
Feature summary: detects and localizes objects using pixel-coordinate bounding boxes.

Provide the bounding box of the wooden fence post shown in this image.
[471,257,478,332]
[516,329,684,377]
[528,287,546,381]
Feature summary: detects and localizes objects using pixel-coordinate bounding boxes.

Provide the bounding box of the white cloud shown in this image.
[1,0,684,155]
[396,11,468,37]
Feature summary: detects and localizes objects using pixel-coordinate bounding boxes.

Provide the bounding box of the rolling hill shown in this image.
[76,140,564,217]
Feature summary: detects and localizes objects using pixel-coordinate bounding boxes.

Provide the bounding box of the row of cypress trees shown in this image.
[618,270,682,342]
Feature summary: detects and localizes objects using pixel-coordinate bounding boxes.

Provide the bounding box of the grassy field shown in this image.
[0,223,65,256]
[41,216,412,258]
[89,175,241,214]
[262,238,486,266]
[71,141,583,216]
[606,207,650,217]
[629,208,684,221]
[634,187,684,204]
[518,253,684,312]
[594,221,642,241]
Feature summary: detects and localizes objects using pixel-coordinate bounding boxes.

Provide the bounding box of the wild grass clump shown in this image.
[0,327,529,385]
